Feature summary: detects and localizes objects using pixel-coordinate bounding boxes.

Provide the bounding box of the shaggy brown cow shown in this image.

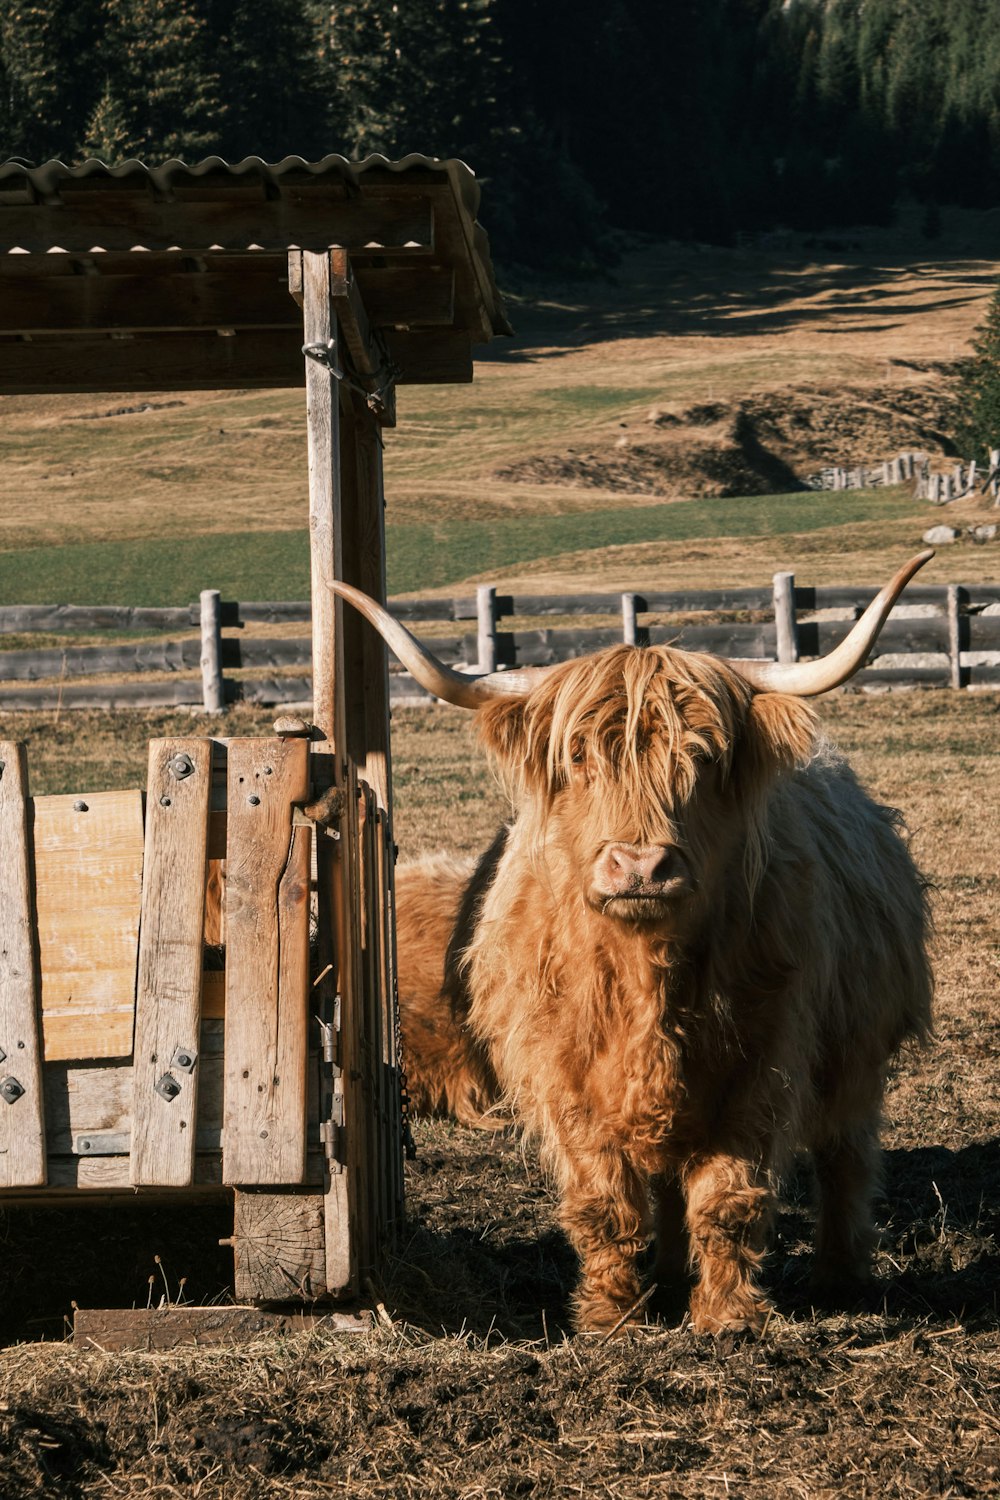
[336,556,934,1334]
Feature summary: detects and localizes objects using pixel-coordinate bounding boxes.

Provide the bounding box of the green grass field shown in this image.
[0,487,921,604]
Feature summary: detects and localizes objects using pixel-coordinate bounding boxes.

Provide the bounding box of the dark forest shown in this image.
[2,0,1000,266]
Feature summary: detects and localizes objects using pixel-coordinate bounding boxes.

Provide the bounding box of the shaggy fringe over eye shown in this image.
[480,648,755,825]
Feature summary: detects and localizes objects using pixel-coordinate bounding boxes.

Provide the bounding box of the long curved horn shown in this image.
[731,549,935,695]
[329,581,545,707]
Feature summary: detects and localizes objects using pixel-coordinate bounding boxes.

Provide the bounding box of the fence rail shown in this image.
[2,575,1000,712]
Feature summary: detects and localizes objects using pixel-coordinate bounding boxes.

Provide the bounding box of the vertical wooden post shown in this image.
[293,249,355,1295]
[622,592,639,646]
[0,741,46,1187]
[200,589,225,714]
[476,585,498,672]
[947,585,964,690]
[773,571,798,665]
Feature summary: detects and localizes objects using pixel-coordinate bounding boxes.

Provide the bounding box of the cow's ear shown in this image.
[476,697,551,789]
[745,691,816,775]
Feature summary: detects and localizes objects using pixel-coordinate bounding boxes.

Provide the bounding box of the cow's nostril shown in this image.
[648,848,675,884]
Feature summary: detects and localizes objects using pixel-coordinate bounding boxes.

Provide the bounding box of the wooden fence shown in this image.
[2,576,1000,713]
[810,448,1000,503]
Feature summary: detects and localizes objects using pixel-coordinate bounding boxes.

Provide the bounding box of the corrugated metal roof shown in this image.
[0,152,510,339]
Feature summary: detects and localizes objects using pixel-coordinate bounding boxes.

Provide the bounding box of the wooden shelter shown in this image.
[0,153,509,1319]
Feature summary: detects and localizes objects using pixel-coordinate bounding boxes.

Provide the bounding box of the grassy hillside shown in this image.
[2,214,999,604]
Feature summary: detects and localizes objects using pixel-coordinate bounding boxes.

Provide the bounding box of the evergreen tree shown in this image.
[87,0,224,162]
[955,281,1000,464]
[210,0,330,162]
[0,0,104,159]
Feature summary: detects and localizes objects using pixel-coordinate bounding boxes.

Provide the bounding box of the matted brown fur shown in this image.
[396,644,932,1334]
[395,855,501,1127]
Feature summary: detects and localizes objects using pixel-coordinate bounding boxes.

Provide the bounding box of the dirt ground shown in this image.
[0,687,997,1498]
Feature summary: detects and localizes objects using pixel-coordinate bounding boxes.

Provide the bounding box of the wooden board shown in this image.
[74,1304,371,1352]
[131,739,213,1187]
[33,788,144,1061]
[0,742,46,1186]
[223,737,311,1185]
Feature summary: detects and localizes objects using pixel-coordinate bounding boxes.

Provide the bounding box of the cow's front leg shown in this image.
[682,1151,776,1334]
[554,1147,651,1332]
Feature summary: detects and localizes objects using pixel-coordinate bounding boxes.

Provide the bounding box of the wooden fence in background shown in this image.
[2,576,1000,713]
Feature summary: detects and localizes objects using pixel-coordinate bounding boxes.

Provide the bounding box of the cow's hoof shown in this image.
[688,1291,771,1337]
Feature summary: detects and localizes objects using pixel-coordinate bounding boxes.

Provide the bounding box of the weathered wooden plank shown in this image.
[232,1189,329,1302]
[0,604,192,633]
[0,638,202,682]
[0,270,300,334]
[131,739,213,1188]
[74,1304,371,1352]
[0,194,436,256]
[33,789,144,1060]
[223,737,311,1185]
[0,742,46,1186]
[0,679,203,711]
[0,329,308,394]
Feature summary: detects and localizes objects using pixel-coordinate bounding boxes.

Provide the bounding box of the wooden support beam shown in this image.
[329,248,397,426]
[0,329,305,393]
[0,270,299,334]
[232,1189,329,1302]
[0,742,46,1187]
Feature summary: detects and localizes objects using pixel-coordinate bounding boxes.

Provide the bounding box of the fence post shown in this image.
[946,585,964,690]
[772,571,798,665]
[200,588,225,714]
[621,592,639,646]
[476,584,497,673]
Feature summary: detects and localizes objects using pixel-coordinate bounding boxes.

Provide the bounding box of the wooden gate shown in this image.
[0,733,402,1306]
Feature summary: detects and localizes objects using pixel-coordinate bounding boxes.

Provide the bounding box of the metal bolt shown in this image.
[168,753,195,780]
[154,1073,181,1102]
[0,1076,24,1105]
[0,1047,6,1065]
[73,800,88,812]
[159,795,172,807]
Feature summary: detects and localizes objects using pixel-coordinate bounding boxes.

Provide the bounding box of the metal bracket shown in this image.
[154,1073,182,1102]
[0,1076,24,1105]
[74,1131,130,1156]
[302,339,344,380]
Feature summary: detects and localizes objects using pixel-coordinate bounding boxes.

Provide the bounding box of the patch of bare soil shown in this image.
[496,373,965,499]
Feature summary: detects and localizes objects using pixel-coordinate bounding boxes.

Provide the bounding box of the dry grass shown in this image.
[0,689,997,1497]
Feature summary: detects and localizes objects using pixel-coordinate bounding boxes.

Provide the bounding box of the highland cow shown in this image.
[336,555,934,1334]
